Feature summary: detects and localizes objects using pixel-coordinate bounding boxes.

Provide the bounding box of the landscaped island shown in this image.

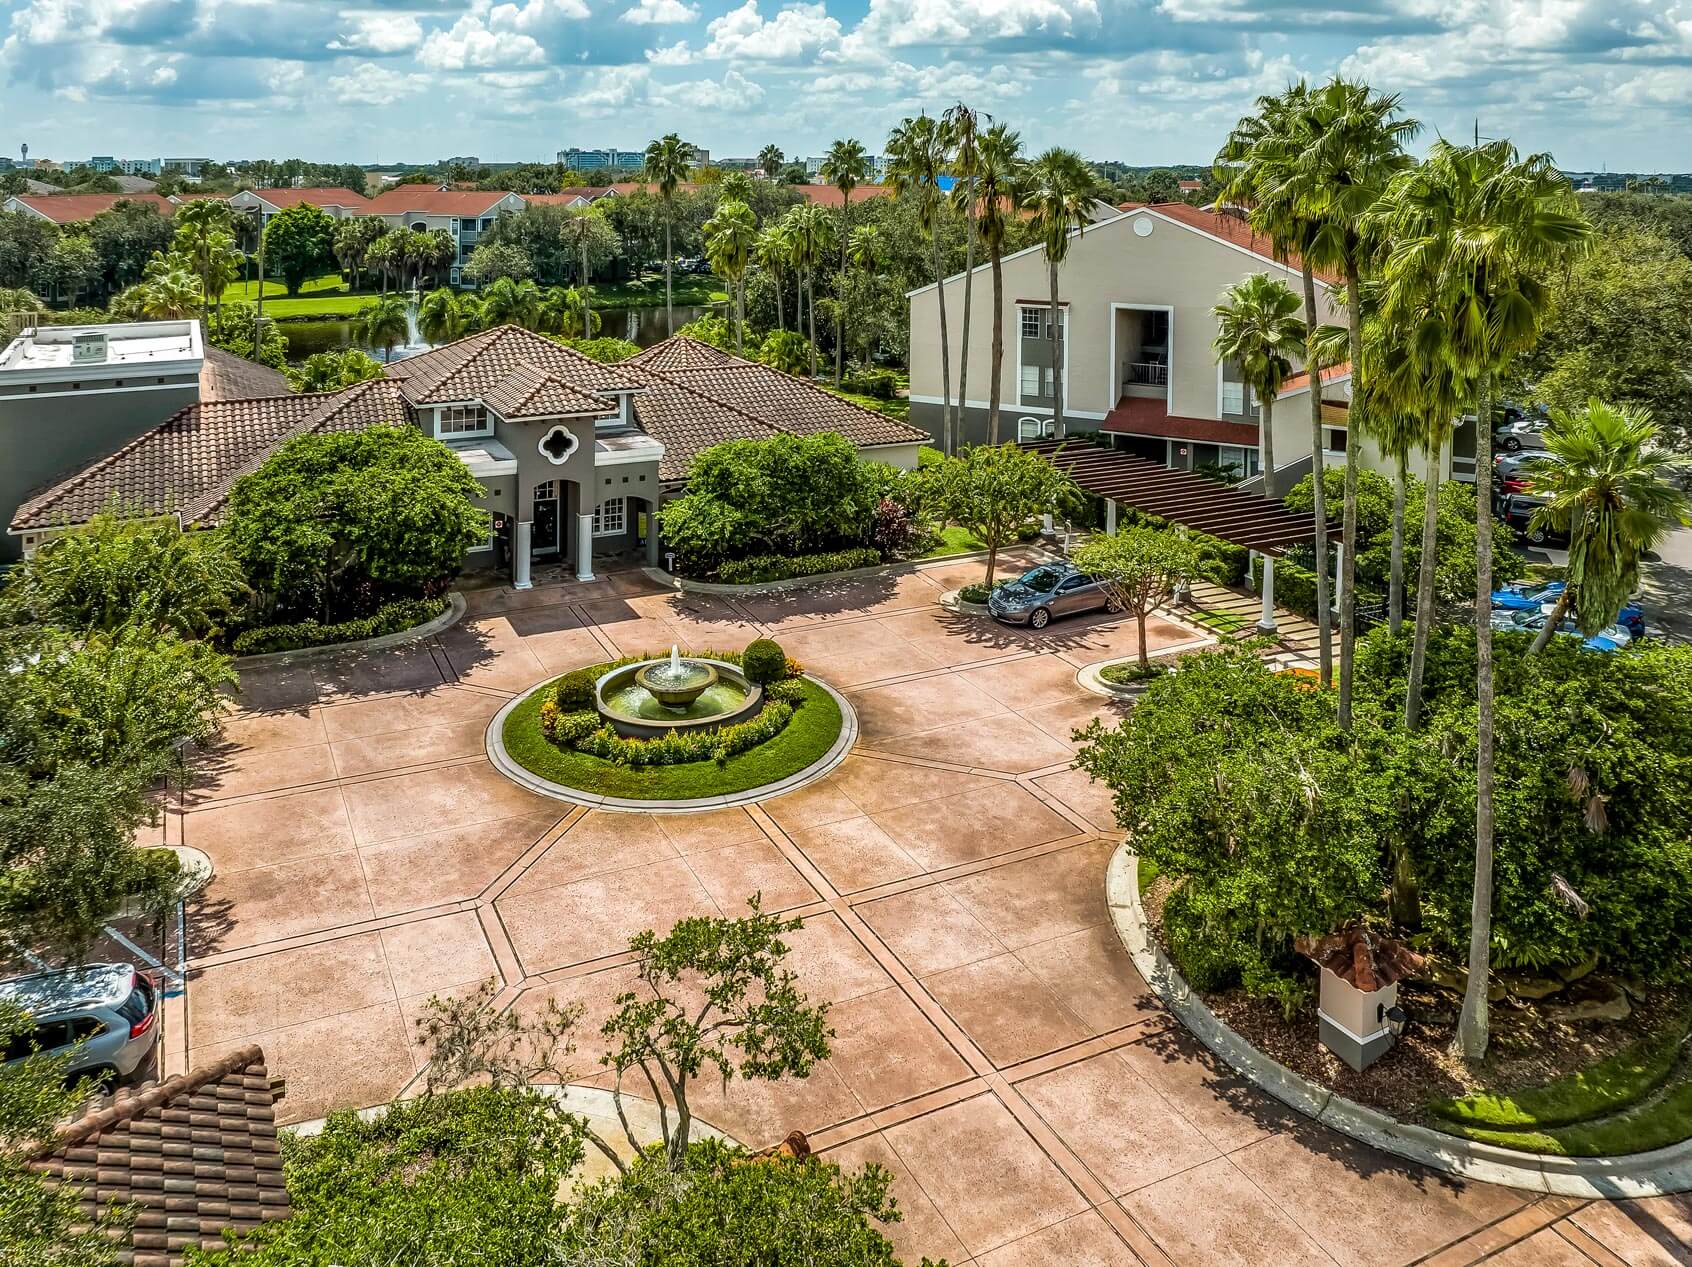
[499,639,845,802]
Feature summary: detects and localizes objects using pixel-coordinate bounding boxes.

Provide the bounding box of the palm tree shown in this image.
[1212,274,1305,496]
[886,114,953,450]
[945,103,984,437]
[975,123,1023,445]
[719,171,754,204]
[417,287,474,344]
[1216,82,1337,686]
[1371,138,1591,1060]
[783,204,834,378]
[139,268,202,320]
[357,294,410,362]
[479,276,544,330]
[1525,400,1690,651]
[366,234,401,294]
[846,225,882,368]
[703,198,758,356]
[1017,147,1094,440]
[819,138,869,384]
[755,222,793,331]
[758,144,784,181]
[172,197,235,322]
[1275,77,1419,731]
[540,286,599,338]
[642,133,692,337]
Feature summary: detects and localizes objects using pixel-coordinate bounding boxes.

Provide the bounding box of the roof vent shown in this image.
[71,331,108,364]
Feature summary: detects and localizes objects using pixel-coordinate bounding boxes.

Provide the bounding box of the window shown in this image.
[1326,427,1348,454]
[438,404,489,437]
[1020,308,1043,339]
[1018,416,1054,441]
[1221,380,1246,415]
[593,496,627,536]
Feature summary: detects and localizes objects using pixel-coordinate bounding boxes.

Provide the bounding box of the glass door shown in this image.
[532,482,560,556]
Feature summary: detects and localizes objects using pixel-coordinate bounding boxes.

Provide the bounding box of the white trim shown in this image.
[909,393,1107,422]
[1105,302,1175,413]
[433,403,491,440]
[0,378,199,401]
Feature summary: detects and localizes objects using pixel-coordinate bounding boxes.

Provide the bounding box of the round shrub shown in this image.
[554,667,600,711]
[741,638,787,686]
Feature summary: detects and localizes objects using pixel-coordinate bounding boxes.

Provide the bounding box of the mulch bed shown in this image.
[1140,873,1689,1123]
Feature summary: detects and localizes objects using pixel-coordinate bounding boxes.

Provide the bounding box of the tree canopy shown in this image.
[261,203,337,296]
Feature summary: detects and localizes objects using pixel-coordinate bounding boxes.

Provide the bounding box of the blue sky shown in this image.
[2,0,1690,170]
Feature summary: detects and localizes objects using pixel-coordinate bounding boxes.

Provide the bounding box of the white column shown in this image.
[1042,512,1054,535]
[513,521,533,590]
[576,513,595,582]
[1105,498,1117,535]
[1332,542,1344,613]
[1247,549,1259,592]
[1258,556,1278,634]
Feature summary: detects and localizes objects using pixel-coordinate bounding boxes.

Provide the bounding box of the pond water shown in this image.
[280,302,708,364]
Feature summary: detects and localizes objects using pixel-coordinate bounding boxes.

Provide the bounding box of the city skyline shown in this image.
[1,1,1690,170]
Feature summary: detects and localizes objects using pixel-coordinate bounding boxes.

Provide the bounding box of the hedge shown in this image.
[1250,556,1382,626]
[716,548,881,585]
[231,596,448,656]
[840,368,899,399]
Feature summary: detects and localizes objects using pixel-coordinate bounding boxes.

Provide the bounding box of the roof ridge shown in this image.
[32,1044,266,1161]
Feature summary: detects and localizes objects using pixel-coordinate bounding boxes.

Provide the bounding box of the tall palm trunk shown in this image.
[932,227,953,455]
[1338,258,1363,730]
[734,279,745,358]
[957,181,977,443]
[773,269,784,331]
[1389,452,1408,634]
[1048,265,1065,439]
[1530,589,1573,653]
[835,192,851,384]
[1259,397,1276,496]
[1459,372,1498,1060]
[806,270,818,378]
[663,209,674,337]
[1405,447,1441,730]
[580,241,593,341]
[988,245,1005,445]
[1300,264,1333,687]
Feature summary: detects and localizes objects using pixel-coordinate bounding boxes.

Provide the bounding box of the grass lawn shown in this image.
[501,676,842,801]
[1185,608,1255,635]
[592,274,727,309]
[220,275,377,319]
[820,383,911,421]
[920,525,990,558]
[1427,1013,1692,1156]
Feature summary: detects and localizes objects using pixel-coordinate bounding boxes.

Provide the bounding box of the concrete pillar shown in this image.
[576,513,595,582]
[513,521,533,590]
[1332,542,1344,613]
[644,507,661,567]
[1258,556,1278,634]
[1247,548,1258,592]
[1105,498,1117,535]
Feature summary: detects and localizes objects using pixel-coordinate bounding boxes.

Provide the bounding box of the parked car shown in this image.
[0,963,159,1085]
[1499,492,1567,545]
[1495,416,1550,452]
[1492,451,1545,497]
[1491,607,1634,652]
[988,562,1118,629]
[1491,581,1646,639]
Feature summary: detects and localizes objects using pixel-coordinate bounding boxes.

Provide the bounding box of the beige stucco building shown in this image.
[907,202,1477,488]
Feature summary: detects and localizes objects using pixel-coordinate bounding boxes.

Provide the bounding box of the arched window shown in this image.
[532,481,557,502]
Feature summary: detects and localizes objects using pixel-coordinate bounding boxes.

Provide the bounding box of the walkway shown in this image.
[162,553,1688,1267]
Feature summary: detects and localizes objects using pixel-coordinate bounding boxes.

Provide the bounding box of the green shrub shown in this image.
[568,702,796,767]
[230,597,446,656]
[563,336,640,363]
[1015,522,1043,543]
[841,368,898,399]
[715,548,881,585]
[741,638,787,685]
[958,582,992,605]
[764,678,806,705]
[554,667,601,711]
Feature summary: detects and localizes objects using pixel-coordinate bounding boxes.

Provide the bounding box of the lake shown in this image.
[281,302,709,363]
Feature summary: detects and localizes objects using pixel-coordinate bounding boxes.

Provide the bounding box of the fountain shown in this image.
[595,647,764,740]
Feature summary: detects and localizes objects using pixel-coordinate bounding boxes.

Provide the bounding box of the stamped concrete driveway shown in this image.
[165,553,1689,1267]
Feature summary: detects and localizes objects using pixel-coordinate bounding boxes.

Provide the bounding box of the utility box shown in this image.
[1297,927,1422,1074]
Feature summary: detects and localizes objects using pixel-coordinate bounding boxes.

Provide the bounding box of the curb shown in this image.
[937,589,990,616]
[484,673,859,815]
[1074,635,1216,701]
[233,592,466,668]
[1105,842,1692,1197]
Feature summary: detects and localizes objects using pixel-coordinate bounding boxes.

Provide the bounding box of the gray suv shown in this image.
[989,562,1119,629]
[0,963,159,1085]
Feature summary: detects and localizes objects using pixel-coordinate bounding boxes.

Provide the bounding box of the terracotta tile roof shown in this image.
[364,187,516,216]
[482,362,619,419]
[522,189,606,205]
[631,376,786,480]
[626,335,738,372]
[5,193,175,223]
[601,181,706,198]
[198,346,288,402]
[236,187,370,210]
[28,1044,289,1266]
[789,184,892,209]
[1102,394,1261,448]
[1279,361,1351,396]
[388,325,639,407]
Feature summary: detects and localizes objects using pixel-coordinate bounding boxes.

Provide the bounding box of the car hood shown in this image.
[991,583,1040,606]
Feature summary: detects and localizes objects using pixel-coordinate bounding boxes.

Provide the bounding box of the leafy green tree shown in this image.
[286,348,385,393]
[820,138,869,384]
[933,443,1076,585]
[332,215,388,291]
[356,294,410,362]
[757,329,811,375]
[478,276,544,331]
[1017,147,1095,439]
[0,509,245,639]
[755,220,794,331]
[1074,528,1209,669]
[261,202,337,296]
[0,1002,123,1266]
[1525,400,1690,650]
[39,235,101,306]
[781,204,835,379]
[557,205,620,334]
[538,286,598,338]
[703,199,757,355]
[644,133,694,337]
[417,287,481,343]
[1212,274,1304,496]
[86,199,173,293]
[206,302,287,371]
[224,425,488,620]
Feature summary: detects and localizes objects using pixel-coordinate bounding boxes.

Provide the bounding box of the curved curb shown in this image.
[1105,842,1692,1197]
[1074,636,1217,702]
[937,589,991,617]
[485,674,858,815]
[233,592,466,668]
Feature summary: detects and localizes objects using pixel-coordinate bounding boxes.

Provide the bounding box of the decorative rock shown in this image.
[1502,973,1566,1001]
[1555,952,1599,985]
[1419,959,1507,1003]
[1547,979,1631,1023]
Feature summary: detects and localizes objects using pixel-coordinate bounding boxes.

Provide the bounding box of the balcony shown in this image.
[1122,360,1169,398]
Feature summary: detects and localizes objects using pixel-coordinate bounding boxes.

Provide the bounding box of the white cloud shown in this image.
[326,59,430,103]
[418,13,546,68]
[329,11,424,54]
[698,1,841,60]
[620,0,698,25]
[659,67,765,109]
[843,0,1099,53]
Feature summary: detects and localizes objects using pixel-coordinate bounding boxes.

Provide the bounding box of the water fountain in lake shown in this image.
[594,646,763,739]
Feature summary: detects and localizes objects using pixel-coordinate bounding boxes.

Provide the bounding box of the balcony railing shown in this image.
[1123,361,1169,388]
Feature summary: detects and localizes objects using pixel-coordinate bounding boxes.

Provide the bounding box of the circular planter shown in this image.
[487,673,857,814]
[938,589,991,616]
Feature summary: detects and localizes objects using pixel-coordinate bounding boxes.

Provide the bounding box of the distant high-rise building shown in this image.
[804,154,888,182]
[556,147,644,172]
[88,156,117,172]
[119,158,163,176]
[440,156,482,169]
[162,158,212,178]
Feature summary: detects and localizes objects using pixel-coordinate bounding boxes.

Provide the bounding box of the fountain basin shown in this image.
[634,659,718,711]
[595,658,764,740]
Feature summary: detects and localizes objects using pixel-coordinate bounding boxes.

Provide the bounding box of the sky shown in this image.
[2,0,1691,171]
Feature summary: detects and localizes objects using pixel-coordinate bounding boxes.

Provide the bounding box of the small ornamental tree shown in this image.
[261,202,336,296]
[934,444,1076,585]
[1075,526,1213,669]
[224,425,489,620]
[0,507,246,639]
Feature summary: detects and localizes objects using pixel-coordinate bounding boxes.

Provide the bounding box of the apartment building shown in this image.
[226,187,373,225]
[361,188,528,285]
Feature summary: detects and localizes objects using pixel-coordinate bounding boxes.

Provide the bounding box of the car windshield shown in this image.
[1016,567,1064,594]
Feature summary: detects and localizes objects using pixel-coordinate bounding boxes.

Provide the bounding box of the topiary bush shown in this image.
[554,667,600,711]
[741,638,787,686]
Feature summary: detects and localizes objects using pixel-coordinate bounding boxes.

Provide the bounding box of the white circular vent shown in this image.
[1133,218,1155,238]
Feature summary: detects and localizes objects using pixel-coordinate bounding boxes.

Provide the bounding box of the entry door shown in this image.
[532,484,560,556]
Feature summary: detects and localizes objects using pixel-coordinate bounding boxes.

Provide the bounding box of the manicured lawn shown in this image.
[820,384,911,421]
[220,275,377,318]
[593,273,727,309]
[1185,608,1255,635]
[501,676,842,801]
[920,525,989,558]
[1428,1013,1692,1156]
